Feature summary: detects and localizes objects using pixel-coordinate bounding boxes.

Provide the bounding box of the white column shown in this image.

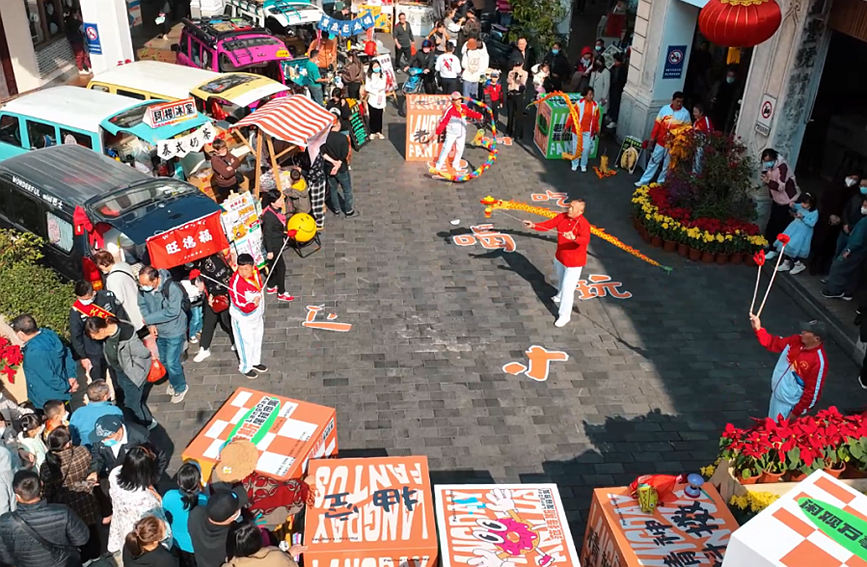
[79,0,135,74]
[617,0,699,142]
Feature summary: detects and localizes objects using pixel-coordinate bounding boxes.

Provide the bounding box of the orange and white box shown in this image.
[305,456,438,567]
[723,470,867,567]
[435,484,581,567]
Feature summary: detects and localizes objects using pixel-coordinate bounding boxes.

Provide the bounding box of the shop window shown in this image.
[26,120,57,149]
[59,128,92,148]
[25,0,74,48]
[46,211,73,253]
[0,115,21,147]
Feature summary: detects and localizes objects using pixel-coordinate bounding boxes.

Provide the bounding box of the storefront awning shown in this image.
[232,94,336,157]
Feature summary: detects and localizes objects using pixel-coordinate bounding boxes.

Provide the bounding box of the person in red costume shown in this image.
[228,254,268,379]
[564,86,600,173]
[430,91,483,174]
[749,314,828,420]
[522,199,591,327]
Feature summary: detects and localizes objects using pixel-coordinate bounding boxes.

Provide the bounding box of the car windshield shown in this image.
[92,179,197,218]
[223,36,284,53]
[198,74,256,94]
[107,105,150,128]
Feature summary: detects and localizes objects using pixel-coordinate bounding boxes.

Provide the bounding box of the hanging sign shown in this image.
[662,45,687,79]
[316,11,376,37]
[84,22,102,55]
[155,122,217,160]
[755,93,776,136]
[146,212,230,269]
[346,98,369,149]
[145,97,198,128]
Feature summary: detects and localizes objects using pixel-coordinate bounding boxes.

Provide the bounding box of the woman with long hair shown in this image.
[260,190,295,303]
[223,519,303,566]
[40,426,104,560]
[162,461,207,567]
[108,445,172,557]
[365,62,387,140]
[123,515,179,566]
[340,52,364,99]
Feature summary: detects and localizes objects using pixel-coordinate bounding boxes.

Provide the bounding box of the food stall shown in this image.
[182,387,338,516]
[305,456,437,567]
[435,484,581,567]
[355,0,394,32]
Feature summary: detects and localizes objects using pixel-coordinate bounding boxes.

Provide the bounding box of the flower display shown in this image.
[632,183,768,254]
[729,491,780,513]
[0,337,22,384]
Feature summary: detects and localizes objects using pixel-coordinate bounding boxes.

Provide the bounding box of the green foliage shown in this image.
[506,0,565,54]
[0,229,74,338]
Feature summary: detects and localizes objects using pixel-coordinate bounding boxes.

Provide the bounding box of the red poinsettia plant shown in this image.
[646,185,762,236]
[0,337,22,384]
[718,407,867,479]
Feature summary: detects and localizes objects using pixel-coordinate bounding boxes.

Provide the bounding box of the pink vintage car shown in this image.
[175,17,293,85]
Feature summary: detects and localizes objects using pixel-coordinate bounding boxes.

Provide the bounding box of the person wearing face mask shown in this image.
[588,56,610,112]
[260,191,295,303]
[759,148,801,246]
[228,254,268,379]
[809,173,861,275]
[365,60,388,139]
[10,314,78,414]
[68,280,126,393]
[835,175,867,257]
[594,39,605,54]
[88,415,167,483]
[710,66,740,133]
[543,42,570,91]
[823,196,867,301]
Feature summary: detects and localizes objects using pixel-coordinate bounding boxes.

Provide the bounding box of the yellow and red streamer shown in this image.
[530,91,583,160]
[481,196,672,272]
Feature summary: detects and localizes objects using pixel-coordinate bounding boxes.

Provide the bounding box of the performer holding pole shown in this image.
[522,199,591,328]
[429,91,483,175]
[228,254,267,379]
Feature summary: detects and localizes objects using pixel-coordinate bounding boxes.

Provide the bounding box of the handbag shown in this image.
[146,359,167,383]
[211,294,230,313]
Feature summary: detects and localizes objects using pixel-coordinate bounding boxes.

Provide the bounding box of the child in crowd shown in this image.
[182,270,204,344]
[286,169,311,214]
[766,193,818,275]
[17,413,47,471]
[482,69,503,137]
[42,400,68,438]
[162,461,207,567]
[531,62,549,97]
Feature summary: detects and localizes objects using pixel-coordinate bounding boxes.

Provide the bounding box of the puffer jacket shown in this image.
[0,499,89,567]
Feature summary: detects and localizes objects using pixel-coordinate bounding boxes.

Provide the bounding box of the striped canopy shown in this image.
[232,94,336,155]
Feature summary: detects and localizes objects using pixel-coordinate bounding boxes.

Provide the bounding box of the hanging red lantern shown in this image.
[699,0,782,48]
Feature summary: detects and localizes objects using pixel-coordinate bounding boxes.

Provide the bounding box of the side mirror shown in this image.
[170,44,180,52]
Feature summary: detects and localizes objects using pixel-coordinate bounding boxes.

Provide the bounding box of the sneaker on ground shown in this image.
[171,388,188,404]
[776,260,792,272]
[821,290,845,298]
[193,348,211,362]
[552,296,561,303]
[633,180,644,187]
[765,250,778,261]
[860,376,867,390]
[844,294,854,301]
[244,370,258,379]
[166,383,175,396]
[581,165,587,172]
[189,335,199,344]
[345,210,356,217]
[266,286,278,295]
[571,164,578,172]
[277,293,295,302]
[554,318,570,328]
[790,261,807,275]
[253,364,268,373]
[147,418,159,431]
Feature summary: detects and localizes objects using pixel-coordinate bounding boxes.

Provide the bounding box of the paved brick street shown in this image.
[149,105,861,543]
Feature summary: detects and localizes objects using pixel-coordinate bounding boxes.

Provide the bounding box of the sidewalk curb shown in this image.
[771,266,862,365]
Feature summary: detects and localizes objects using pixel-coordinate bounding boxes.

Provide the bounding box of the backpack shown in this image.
[161,277,192,315]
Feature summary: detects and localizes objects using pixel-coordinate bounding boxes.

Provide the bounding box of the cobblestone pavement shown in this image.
[148,104,861,542]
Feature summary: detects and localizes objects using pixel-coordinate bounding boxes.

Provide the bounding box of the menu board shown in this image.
[347,98,369,150]
[220,192,266,268]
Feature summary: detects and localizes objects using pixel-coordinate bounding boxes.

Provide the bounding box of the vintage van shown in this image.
[223,0,322,44]
[175,17,293,85]
[0,144,221,281]
[88,61,288,122]
[0,86,215,178]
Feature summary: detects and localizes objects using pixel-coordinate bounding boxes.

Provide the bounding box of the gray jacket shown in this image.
[104,322,151,387]
[137,269,188,339]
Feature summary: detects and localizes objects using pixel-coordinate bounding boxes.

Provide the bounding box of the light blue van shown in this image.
[0,86,215,178]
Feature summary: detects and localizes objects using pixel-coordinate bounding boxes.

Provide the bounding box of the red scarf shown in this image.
[72,300,114,319]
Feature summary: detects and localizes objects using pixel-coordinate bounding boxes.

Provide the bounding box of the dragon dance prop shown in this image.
[432,96,499,183]
[529,91,583,160]
[480,196,672,272]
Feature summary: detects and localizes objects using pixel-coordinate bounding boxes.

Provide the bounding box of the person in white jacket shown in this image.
[460,38,488,99]
[364,63,388,139]
[588,56,610,113]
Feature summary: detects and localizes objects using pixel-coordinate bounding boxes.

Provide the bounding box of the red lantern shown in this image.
[699,0,782,48]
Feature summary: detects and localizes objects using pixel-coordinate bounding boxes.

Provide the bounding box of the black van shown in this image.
[0,144,222,281]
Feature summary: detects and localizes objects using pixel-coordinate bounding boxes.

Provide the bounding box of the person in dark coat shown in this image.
[69,280,126,385]
[260,191,295,303]
[0,470,89,567]
[190,254,235,364]
[88,415,167,481]
[542,42,570,92]
[810,173,860,275]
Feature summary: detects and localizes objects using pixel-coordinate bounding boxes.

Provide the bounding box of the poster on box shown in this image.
[220,192,266,267]
[405,94,451,162]
[435,484,580,567]
[304,456,438,567]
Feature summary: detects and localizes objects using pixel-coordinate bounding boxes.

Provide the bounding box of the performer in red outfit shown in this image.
[431,91,483,173]
[564,87,601,172]
[749,314,828,420]
[228,253,267,379]
[523,199,591,327]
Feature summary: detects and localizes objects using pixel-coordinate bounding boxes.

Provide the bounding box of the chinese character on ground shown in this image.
[452,224,516,252]
[530,189,570,208]
[575,275,632,300]
[502,345,569,382]
[302,305,352,332]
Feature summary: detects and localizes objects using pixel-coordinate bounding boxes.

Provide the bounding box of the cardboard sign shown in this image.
[533,94,581,160]
[220,192,267,268]
[615,136,643,173]
[146,212,229,269]
[583,483,738,567]
[435,484,580,567]
[347,98,370,150]
[373,53,397,93]
[144,97,198,128]
[405,94,451,162]
[182,387,337,483]
[305,456,438,567]
[723,471,867,567]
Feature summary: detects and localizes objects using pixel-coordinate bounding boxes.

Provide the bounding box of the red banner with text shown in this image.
[146,212,229,269]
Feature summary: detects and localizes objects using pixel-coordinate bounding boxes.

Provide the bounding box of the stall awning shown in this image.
[232,94,336,157]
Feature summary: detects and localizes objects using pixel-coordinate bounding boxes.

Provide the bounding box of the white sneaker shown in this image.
[554,318,570,328]
[776,259,792,272]
[765,250,778,261]
[633,180,644,187]
[552,296,561,303]
[790,261,807,275]
[189,335,199,344]
[571,163,578,171]
[193,348,211,362]
[166,383,174,396]
[171,388,188,404]
[581,165,587,172]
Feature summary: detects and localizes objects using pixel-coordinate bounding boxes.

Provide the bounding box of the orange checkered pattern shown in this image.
[723,471,867,567]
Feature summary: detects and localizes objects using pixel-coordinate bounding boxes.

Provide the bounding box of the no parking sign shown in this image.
[663,44,686,79]
[84,22,102,55]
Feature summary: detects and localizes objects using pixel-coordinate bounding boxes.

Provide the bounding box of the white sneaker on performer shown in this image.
[790,261,807,275]
[571,163,578,172]
[554,317,570,328]
[581,165,587,172]
[193,348,211,362]
[776,259,792,272]
[552,296,561,303]
[765,250,778,261]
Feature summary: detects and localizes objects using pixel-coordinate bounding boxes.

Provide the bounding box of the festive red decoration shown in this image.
[628,474,686,504]
[753,251,766,266]
[0,338,22,385]
[777,233,791,246]
[699,0,782,48]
